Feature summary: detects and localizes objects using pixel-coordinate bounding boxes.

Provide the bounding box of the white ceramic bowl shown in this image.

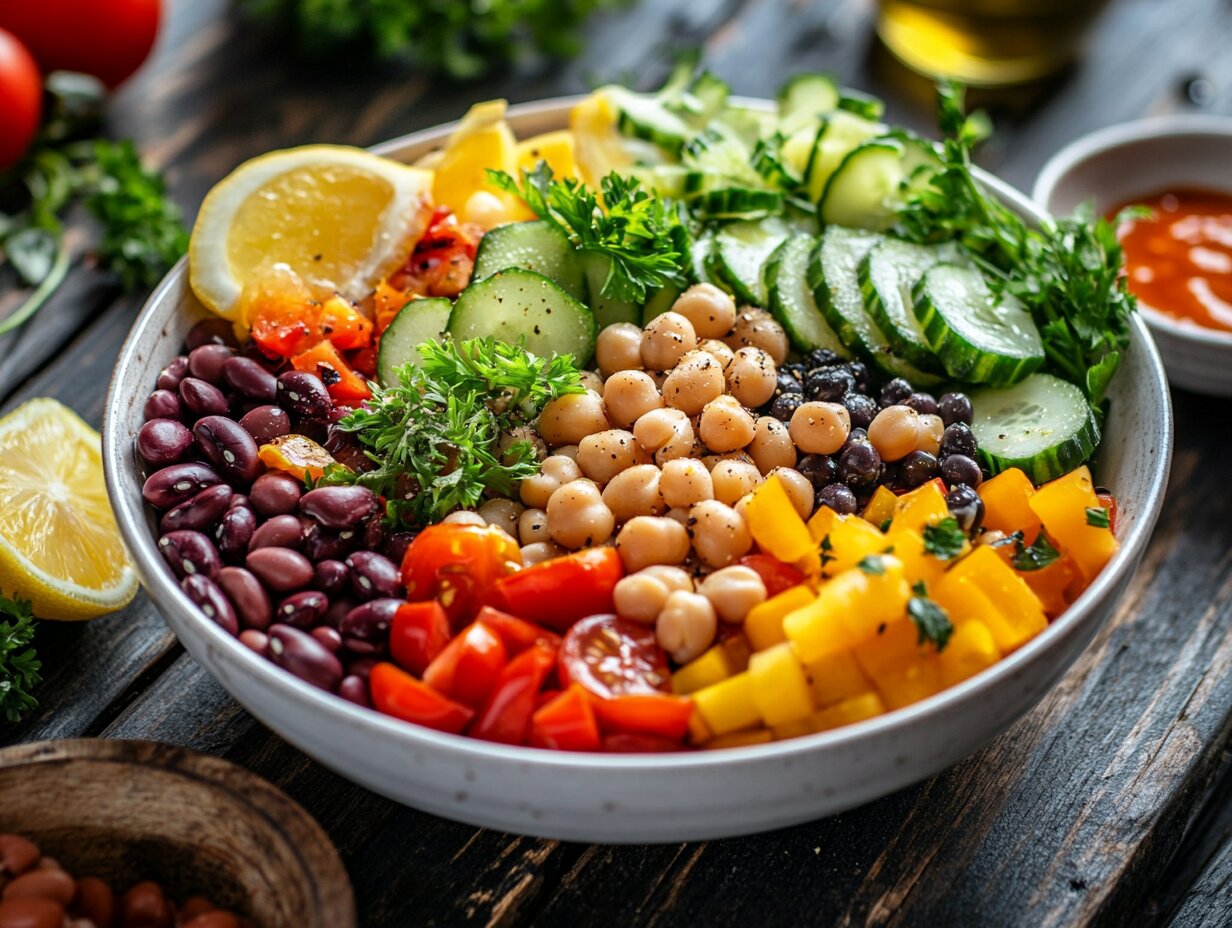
[104,97,1173,843]
[1034,114,1232,396]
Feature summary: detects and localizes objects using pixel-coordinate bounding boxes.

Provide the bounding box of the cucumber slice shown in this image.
[819,138,905,231]
[605,86,694,155]
[709,218,793,306]
[777,73,840,135]
[376,297,453,384]
[692,187,785,221]
[781,120,828,183]
[641,285,681,326]
[449,269,597,366]
[472,220,585,302]
[714,106,777,147]
[836,91,885,121]
[751,134,799,189]
[970,373,1100,484]
[764,235,849,356]
[912,264,1045,385]
[581,252,640,328]
[858,237,960,374]
[804,111,885,202]
[807,226,942,385]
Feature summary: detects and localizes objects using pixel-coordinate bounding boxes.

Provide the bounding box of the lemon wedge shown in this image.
[188,145,434,321]
[0,399,138,620]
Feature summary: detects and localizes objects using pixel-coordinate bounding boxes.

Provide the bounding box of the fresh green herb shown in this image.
[908,582,953,651]
[990,530,1025,550]
[894,81,1138,408]
[0,596,40,723]
[1085,506,1111,529]
[879,517,893,533]
[922,517,966,560]
[488,162,693,303]
[328,337,584,527]
[819,534,835,568]
[1011,530,1062,572]
[857,555,887,576]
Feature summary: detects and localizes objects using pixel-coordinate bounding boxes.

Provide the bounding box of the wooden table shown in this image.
[3,0,1231,924]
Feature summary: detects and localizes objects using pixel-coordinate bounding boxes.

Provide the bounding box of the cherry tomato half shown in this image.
[591,692,693,741]
[469,643,557,745]
[0,28,41,173]
[558,613,671,699]
[531,685,601,752]
[473,606,561,655]
[389,600,450,676]
[402,523,521,627]
[489,547,623,631]
[738,554,806,599]
[423,621,508,708]
[369,662,473,735]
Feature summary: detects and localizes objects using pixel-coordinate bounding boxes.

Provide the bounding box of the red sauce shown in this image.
[1112,187,1232,333]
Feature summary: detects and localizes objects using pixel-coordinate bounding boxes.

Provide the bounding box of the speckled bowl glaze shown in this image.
[1033,114,1232,396]
[104,98,1173,843]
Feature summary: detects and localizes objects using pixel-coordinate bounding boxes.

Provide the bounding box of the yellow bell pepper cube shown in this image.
[818,515,887,578]
[784,556,911,663]
[807,504,835,542]
[979,467,1042,541]
[748,643,814,727]
[693,672,762,736]
[862,485,898,529]
[516,130,578,179]
[687,711,714,745]
[432,100,532,223]
[1020,555,1080,618]
[722,633,753,674]
[885,527,957,588]
[701,728,774,750]
[891,480,949,534]
[811,691,886,732]
[771,717,815,740]
[877,657,944,710]
[744,585,814,652]
[806,650,873,707]
[1028,465,1120,583]
[852,619,923,681]
[671,644,736,695]
[940,547,1046,652]
[745,476,816,564]
[570,92,634,188]
[938,621,1000,688]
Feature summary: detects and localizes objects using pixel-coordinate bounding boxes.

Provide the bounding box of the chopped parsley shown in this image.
[1085,506,1111,529]
[0,596,40,723]
[819,534,835,568]
[1010,531,1063,572]
[857,555,887,576]
[908,582,953,651]
[922,517,966,560]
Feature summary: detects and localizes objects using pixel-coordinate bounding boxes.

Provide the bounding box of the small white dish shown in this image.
[1034,114,1232,396]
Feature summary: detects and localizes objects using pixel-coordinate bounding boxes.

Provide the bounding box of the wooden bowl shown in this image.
[0,739,355,927]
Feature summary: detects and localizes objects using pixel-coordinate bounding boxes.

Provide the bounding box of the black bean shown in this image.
[879,378,912,407]
[178,377,229,419]
[137,418,194,467]
[940,422,977,458]
[181,574,238,635]
[246,546,314,592]
[769,392,804,422]
[775,371,803,396]
[798,453,839,490]
[817,483,857,515]
[807,348,841,368]
[938,392,973,426]
[156,356,190,391]
[313,559,350,596]
[880,460,902,489]
[276,371,332,419]
[192,415,261,484]
[250,513,306,551]
[904,392,938,416]
[842,392,878,431]
[839,441,881,489]
[187,344,235,384]
[267,625,343,692]
[142,462,223,510]
[346,551,402,600]
[216,566,272,631]
[158,530,221,580]
[300,485,379,530]
[160,484,235,535]
[847,360,871,394]
[900,450,938,487]
[805,366,855,402]
[238,405,292,445]
[249,471,303,517]
[216,503,258,564]
[946,483,984,533]
[185,317,239,351]
[143,389,184,423]
[222,356,278,402]
[275,590,330,629]
[845,427,869,448]
[942,454,983,489]
[340,598,401,643]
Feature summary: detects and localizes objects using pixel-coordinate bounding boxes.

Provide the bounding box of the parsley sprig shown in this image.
[488,163,694,303]
[329,337,584,527]
[0,596,41,723]
[922,517,967,561]
[908,582,954,651]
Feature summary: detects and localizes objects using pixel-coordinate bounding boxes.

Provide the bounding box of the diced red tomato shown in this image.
[591,693,693,741]
[601,733,688,753]
[388,208,483,299]
[1096,489,1119,534]
[473,606,561,655]
[369,662,473,735]
[531,685,601,752]
[738,554,807,598]
[536,688,563,710]
[469,643,557,745]
[250,293,373,359]
[347,343,379,379]
[558,613,671,699]
[423,621,508,708]
[489,547,624,631]
[401,524,522,627]
[389,600,451,676]
[290,340,371,403]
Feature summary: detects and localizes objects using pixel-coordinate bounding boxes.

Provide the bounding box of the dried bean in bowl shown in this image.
[138,418,194,467]
[249,471,303,516]
[275,590,330,629]
[249,513,306,551]
[188,344,235,383]
[268,624,344,692]
[182,574,239,634]
[215,503,257,564]
[216,566,272,630]
[185,317,239,350]
[246,546,314,592]
[276,371,332,419]
[159,484,234,534]
[192,415,261,484]
[238,404,292,445]
[346,551,401,599]
[158,531,221,580]
[178,377,229,419]
[340,598,401,643]
[143,389,184,422]
[300,485,379,529]
[222,355,278,401]
[142,462,222,510]
[156,356,189,391]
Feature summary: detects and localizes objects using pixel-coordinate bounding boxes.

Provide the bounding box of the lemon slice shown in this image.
[0,399,138,620]
[188,145,434,321]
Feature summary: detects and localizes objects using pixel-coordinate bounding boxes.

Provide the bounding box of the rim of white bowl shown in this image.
[105,95,1174,773]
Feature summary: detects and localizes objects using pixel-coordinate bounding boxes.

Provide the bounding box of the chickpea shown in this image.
[659,458,715,508]
[688,499,753,568]
[537,389,610,446]
[521,541,565,565]
[664,506,691,529]
[603,370,664,428]
[747,416,797,474]
[520,454,582,508]
[699,394,757,453]
[546,479,615,549]
[602,464,667,522]
[478,498,524,538]
[671,283,737,339]
[614,516,691,572]
[698,565,768,624]
[577,429,650,486]
[701,450,756,471]
[662,350,726,416]
[499,426,547,465]
[726,346,778,408]
[554,444,580,462]
[767,466,815,520]
[711,459,763,506]
[641,311,698,371]
[654,415,697,465]
[656,590,718,664]
[518,507,550,545]
[578,369,605,396]
[698,338,736,371]
[789,401,851,455]
[612,565,693,623]
[442,510,486,526]
[595,322,645,377]
[633,406,688,454]
[917,413,945,455]
[642,565,694,594]
[724,308,790,365]
[867,404,921,462]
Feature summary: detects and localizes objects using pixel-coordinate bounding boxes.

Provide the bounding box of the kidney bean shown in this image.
[184,913,241,928]
[0,896,65,928]
[182,575,239,635]
[238,629,269,655]
[381,530,416,566]
[2,868,75,905]
[143,389,185,423]
[137,419,195,468]
[155,356,190,391]
[248,472,302,517]
[246,546,313,592]
[221,356,278,402]
[338,674,371,709]
[276,371,331,419]
[178,897,216,921]
[185,317,239,351]
[0,836,39,877]
[237,405,292,446]
[192,416,260,485]
[267,625,343,692]
[340,598,399,643]
[362,514,386,552]
[158,531,221,580]
[347,657,378,679]
[275,590,329,629]
[322,596,355,630]
[346,551,401,600]
[159,484,234,535]
[311,626,343,653]
[249,514,304,552]
[187,344,235,384]
[119,880,171,928]
[178,378,229,419]
[215,504,257,564]
[302,524,354,562]
[312,559,349,596]
[73,877,113,928]
[228,493,249,509]
[299,485,378,530]
[342,636,385,658]
[142,462,222,511]
[216,566,272,630]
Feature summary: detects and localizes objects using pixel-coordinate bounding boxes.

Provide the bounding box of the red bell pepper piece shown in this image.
[531,685,601,752]
[468,643,557,745]
[473,606,561,655]
[591,693,694,741]
[389,600,451,676]
[488,547,624,631]
[423,621,508,708]
[291,339,371,403]
[369,662,473,735]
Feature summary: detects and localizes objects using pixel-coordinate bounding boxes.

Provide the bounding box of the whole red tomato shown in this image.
[0,28,41,172]
[0,0,160,88]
